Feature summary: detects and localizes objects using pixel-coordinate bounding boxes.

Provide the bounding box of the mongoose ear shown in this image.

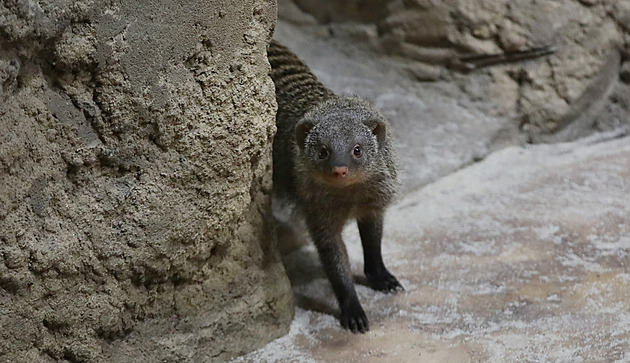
[295,120,314,149]
[365,120,386,147]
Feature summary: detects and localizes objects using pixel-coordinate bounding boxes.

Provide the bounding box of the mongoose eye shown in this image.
[318,147,329,159]
[353,145,362,158]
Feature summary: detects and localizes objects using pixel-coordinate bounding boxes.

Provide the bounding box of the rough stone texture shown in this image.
[0,1,293,362]
[279,0,630,143]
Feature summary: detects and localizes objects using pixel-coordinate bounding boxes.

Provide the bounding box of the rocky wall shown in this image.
[279,0,630,143]
[0,0,293,362]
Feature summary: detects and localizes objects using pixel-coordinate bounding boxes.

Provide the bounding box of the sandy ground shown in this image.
[233,22,630,363]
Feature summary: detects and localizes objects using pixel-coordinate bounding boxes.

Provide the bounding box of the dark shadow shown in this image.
[293,294,339,318]
[353,274,369,287]
[279,231,337,317]
[278,223,375,319]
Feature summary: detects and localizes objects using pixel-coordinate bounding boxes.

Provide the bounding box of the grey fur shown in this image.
[268,41,403,333]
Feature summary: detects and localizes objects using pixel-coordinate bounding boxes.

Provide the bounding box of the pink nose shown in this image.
[333,166,348,178]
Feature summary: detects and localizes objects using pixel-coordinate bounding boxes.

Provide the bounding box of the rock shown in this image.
[291,0,392,23]
[277,0,318,25]
[0,0,293,362]
[279,0,630,143]
[405,62,443,81]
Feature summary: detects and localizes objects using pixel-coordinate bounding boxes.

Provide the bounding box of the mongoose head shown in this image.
[295,98,389,188]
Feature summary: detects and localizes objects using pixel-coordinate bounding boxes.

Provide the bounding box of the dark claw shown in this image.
[340,301,369,334]
[367,269,404,293]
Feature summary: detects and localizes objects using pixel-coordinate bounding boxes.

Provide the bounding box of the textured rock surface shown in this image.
[279,0,630,143]
[0,1,293,362]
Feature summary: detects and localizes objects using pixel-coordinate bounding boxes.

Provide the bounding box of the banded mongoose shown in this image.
[268,41,403,334]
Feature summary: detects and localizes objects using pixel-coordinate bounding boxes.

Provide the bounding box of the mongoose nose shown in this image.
[333,166,348,178]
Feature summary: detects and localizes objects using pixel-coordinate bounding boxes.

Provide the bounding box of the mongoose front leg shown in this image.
[358,212,404,293]
[305,212,369,333]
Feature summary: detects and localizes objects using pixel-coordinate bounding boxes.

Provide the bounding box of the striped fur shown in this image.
[268,41,334,122]
[269,41,336,199]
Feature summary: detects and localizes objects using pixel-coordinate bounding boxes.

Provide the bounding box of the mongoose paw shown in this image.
[340,301,369,334]
[367,270,404,293]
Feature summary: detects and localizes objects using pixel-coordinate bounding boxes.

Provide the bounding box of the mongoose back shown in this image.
[268,41,403,333]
